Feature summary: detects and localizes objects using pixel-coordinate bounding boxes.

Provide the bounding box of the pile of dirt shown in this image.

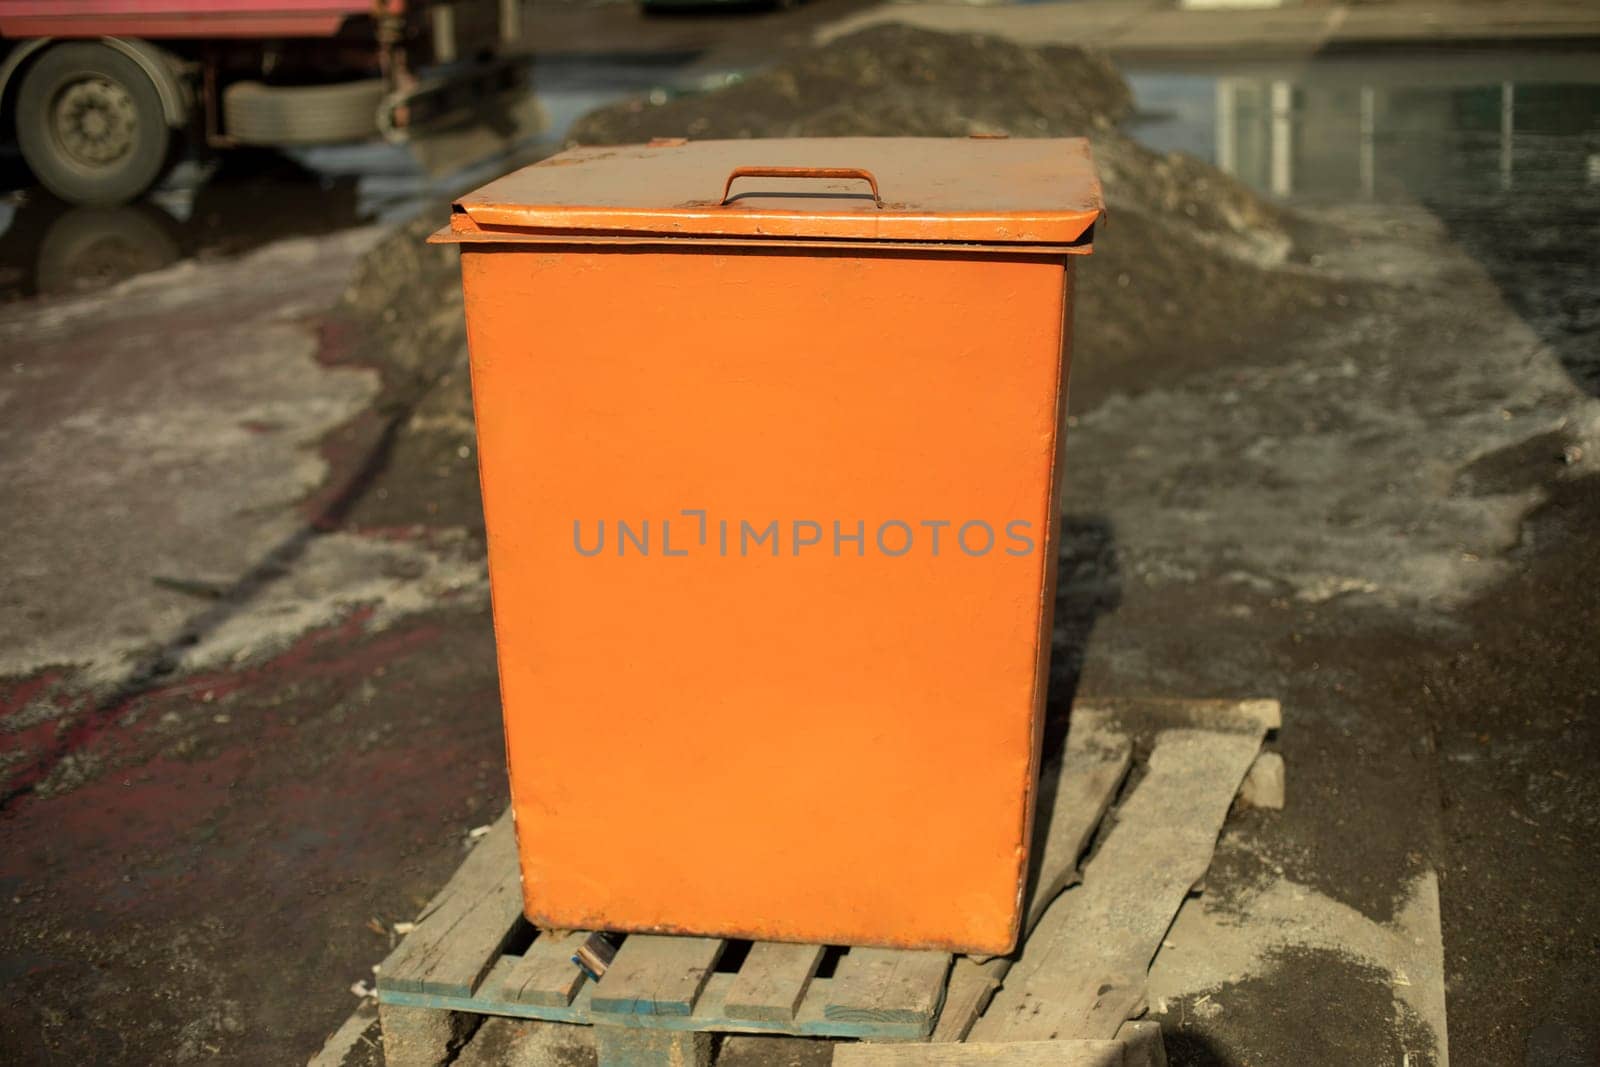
[572,25,1134,143]
[334,213,486,533]
[339,211,466,387]
[569,26,1286,258]
[567,25,1346,407]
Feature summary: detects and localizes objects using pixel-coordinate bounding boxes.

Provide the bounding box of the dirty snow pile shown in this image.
[566,25,1325,392]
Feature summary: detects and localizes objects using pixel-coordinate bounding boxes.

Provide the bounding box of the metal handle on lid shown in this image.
[718,166,883,208]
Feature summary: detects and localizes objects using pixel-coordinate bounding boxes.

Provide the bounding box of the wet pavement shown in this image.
[1126,51,1600,208]
[2,12,1599,1067]
[1113,47,1600,1067]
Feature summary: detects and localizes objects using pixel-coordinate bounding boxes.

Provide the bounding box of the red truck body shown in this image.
[0,1,387,39]
[1,0,523,204]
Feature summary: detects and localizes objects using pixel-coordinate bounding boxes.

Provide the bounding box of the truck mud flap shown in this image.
[379,56,530,144]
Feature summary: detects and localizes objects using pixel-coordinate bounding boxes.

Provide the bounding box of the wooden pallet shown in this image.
[366,697,1281,1067]
[375,810,954,1059]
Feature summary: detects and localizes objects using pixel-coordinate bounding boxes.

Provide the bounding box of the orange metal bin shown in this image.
[436,137,1102,955]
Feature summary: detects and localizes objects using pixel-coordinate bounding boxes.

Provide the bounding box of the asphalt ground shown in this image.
[2,8,1597,1065]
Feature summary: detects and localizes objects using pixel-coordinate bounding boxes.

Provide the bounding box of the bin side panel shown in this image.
[459,244,1069,955]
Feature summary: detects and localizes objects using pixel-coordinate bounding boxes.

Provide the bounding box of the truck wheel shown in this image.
[16,43,173,206]
[223,80,385,145]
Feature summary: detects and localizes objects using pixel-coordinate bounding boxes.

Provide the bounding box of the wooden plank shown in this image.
[377,969,931,1041]
[930,956,1008,1043]
[1073,697,1280,735]
[971,725,1266,1042]
[1020,714,1134,940]
[934,718,1133,1042]
[499,930,589,1007]
[589,935,725,1018]
[824,948,951,1030]
[834,1039,1126,1066]
[724,971,932,1040]
[723,942,826,1023]
[377,808,525,998]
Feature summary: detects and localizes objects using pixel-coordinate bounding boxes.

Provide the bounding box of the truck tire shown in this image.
[16,42,173,207]
[223,80,385,146]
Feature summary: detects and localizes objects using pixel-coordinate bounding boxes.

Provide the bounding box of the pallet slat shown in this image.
[590,935,725,1017]
[933,713,1136,1042]
[972,718,1268,1042]
[378,809,524,998]
[930,957,1008,1044]
[1074,697,1281,735]
[723,942,826,1023]
[824,948,951,1029]
[378,969,929,1040]
[1020,718,1134,938]
[501,930,590,1007]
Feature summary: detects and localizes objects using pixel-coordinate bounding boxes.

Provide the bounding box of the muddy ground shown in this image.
[2,24,1597,1067]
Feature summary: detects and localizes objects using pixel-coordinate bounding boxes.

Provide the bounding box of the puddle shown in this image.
[1126,46,1600,396]
[0,53,732,303]
[1123,50,1600,207]
[1124,49,1600,398]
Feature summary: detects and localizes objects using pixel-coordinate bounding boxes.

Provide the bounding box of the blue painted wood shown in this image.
[375,966,927,1041]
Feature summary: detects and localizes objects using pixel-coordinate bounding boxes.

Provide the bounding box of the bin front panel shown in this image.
[462,243,1071,954]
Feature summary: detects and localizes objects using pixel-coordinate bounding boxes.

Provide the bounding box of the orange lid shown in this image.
[447,137,1102,249]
